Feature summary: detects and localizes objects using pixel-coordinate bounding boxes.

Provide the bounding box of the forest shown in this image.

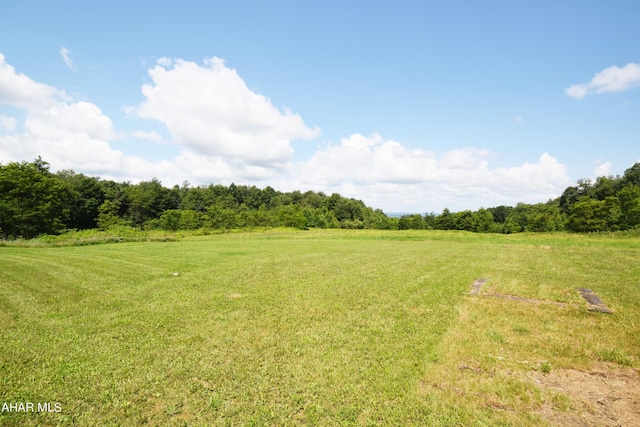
[1,157,640,239]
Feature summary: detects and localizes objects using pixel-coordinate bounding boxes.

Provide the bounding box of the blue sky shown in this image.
[1,1,639,213]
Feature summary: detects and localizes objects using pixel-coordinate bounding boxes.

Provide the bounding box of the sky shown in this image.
[1,1,639,213]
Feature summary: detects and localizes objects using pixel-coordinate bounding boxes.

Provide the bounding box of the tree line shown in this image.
[1,157,640,239]
[398,162,640,233]
[0,157,394,239]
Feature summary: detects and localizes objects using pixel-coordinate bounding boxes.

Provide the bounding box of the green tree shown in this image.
[274,205,308,229]
[300,190,324,209]
[96,199,124,230]
[566,198,608,232]
[99,180,131,217]
[204,205,237,230]
[434,208,455,230]
[127,178,179,227]
[622,162,640,186]
[158,209,182,231]
[602,196,621,231]
[559,178,596,215]
[304,207,338,228]
[56,170,106,229]
[503,203,531,233]
[243,186,269,209]
[0,158,72,238]
[526,203,564,232]
[366,209,397,230]
[618,185,640,229]
[332,198,365,226]
[398,214,425,230]
[179,209,203,230]
[487,205,513,224]
[471,208,495,232]
[262,186,279,208]
[423,212,437,229]
[452,210,474,231]
[593,175,621,200]
[180,186,213,212]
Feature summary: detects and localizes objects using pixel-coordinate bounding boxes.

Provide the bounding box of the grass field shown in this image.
[1,229,639,426]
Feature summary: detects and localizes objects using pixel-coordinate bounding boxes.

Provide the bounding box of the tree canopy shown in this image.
[0,158,73,239]
[2,158,640,238]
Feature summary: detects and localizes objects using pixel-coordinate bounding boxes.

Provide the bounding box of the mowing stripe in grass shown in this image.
[1,229,637,426]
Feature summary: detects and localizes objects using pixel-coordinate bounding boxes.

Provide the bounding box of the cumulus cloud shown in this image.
[594,161,612,177]
[0,53,68,109]
[289,134,570,212]
[0,53,319,185]
[0,53,184,182]
[0,100,189,183]
[0,55,152,177]
[296,133,494,188]
[297,133,439,186]
[132,57,320,167]
[0,102,123,172]
[59,47,74,70]
[128,130,164,142]
[0,115,16,131]
[566,62,640,98]
[0,53,572,213]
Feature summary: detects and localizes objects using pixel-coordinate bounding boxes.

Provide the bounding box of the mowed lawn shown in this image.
[1,230,638,426]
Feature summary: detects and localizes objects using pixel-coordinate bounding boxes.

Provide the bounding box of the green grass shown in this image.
[1,229,638,426]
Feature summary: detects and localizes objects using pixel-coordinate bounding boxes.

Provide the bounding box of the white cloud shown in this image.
[128,130,164,142]
[0,115,16,131]
[1,102,123,172]
[594,161,612,177]
[295,134,493,188]
[0,101,188,182]
[0,52,316,185]
[0,53,572,213]
[173,149,281,182]
[132,57,320,167]
[566,63,640,98]
[514,115,523,124]
[59,47,75,70]
[156,57,172,67]
[565,84,588,99]
[27,102,115,141]
[0,53,68,110]
[288,134,570,212]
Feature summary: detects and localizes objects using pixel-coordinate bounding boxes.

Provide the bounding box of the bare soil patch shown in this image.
[530,363,640,426]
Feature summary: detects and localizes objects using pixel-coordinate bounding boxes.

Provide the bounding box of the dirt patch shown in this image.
[228,293,242,299]
[530,363,640,426]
